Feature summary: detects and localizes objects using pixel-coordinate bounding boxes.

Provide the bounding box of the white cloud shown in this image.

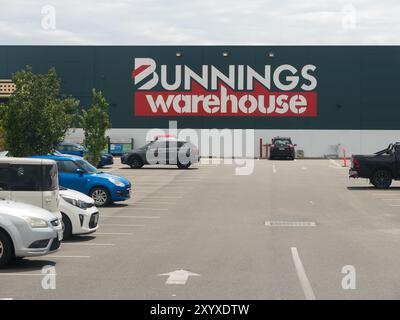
[0,0,399,44]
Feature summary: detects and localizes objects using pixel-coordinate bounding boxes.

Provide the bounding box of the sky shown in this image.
[0,0,399,45]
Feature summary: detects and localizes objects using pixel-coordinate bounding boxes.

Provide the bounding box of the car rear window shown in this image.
[273,139,291,146]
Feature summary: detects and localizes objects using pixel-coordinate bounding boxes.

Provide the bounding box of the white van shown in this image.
[0,157,61,220]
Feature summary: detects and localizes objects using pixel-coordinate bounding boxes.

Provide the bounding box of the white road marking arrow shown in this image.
[159,269,200,285]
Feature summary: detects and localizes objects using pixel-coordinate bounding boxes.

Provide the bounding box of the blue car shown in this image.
[57,143,113,168]
[98,152,114,168]
[32,155,131,207]
[57,142,86,157]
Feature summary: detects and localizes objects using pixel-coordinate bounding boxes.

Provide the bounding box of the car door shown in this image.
[9,164,43,208]
[394,145,400,178]
[56,160,88,193]
[0,164,11,199]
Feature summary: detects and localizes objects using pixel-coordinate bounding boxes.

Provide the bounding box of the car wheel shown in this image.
[0,230,13,268]
[129,156,144,169]
[90,187,111,207]
[177,161,191,169]
[61,213,73,240]
[371,169,392,189]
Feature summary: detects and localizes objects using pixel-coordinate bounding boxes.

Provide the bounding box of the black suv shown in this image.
[269,137,296,160]
[121,138,200,169]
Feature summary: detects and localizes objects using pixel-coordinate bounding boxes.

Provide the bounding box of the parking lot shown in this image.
[2,157,400,300]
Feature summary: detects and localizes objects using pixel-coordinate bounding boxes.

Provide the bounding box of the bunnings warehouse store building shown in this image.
[0,45,399,158]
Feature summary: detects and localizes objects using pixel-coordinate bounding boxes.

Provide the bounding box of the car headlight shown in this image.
[62,196,90,209]
[23,217,49,228]
[108,178,125,187]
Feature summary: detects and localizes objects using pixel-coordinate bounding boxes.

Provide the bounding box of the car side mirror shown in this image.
[294,144,297,147]
[76,168,84,176]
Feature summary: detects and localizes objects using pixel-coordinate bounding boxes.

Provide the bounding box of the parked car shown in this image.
[57,142,86,157]
[98,152,114,168]
[32,155,131,206]
[59,187,99,239]
[0,157,62,221]
[269,137,296,160]
[53,148,114,168]
[350,142,400,189]
[121,136,200,169]
[0,199,63,267]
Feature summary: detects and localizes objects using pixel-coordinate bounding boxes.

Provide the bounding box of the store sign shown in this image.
[132,58,317,117]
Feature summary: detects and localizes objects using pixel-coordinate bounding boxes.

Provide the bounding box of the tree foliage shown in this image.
[80,89,111,166]
[0,126,5,151]
[0,66,79,156]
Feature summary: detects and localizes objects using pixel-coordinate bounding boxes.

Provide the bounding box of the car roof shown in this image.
[273,137,292,140]
[59,142,82,146]
[31,155,82,161]
[0,157,56,165]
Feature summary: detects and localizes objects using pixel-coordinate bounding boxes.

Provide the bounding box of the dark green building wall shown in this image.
[0,45,399,130]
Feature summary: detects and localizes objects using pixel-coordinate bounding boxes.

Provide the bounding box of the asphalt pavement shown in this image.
[1,158,400,299]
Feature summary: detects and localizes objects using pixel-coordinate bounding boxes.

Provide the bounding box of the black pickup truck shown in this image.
[349,143,400,189]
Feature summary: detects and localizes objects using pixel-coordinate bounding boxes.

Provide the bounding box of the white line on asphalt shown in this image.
[329,159,341,168]
[301,167,308,170]
[135,201,176,205]
[390,205,400,207]
[381,199,400,201]
[142,196,183,199]
[0,298,13,300]
[62,243,115,246]
[272,165,276,173]
[96,232,133,235]
[47,255,91,258]
[291,247,316,300]
[99,223,145,227]
[101,215,160,219]
[130,207,169,211]
[0,273,43,276]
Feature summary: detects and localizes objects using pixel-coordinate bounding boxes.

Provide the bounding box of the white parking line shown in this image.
[291,247,316,300]
[100,223,145,227]
[101,215,160,219]
[130,207,169,211]
[62,243,115,246]
[390,204,400,207]
[47,255,91,258]
[143,196,183,199]
[135,201,176,205]
[272,165,276,173]
[0,298,13,300]
[96,232,133,235]
[329,159,341,168]
[0,273,43,276]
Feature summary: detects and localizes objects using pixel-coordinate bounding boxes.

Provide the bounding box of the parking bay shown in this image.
[2,159,400,299]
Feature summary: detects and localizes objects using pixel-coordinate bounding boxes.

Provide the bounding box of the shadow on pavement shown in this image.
[1,259,56,273]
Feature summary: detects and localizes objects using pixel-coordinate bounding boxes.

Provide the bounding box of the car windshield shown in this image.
[75,159,98,174]
[274,139,291,147]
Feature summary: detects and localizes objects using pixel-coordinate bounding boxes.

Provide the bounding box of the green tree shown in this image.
[80,89,111,166]
[0,126,5,151]
[0,66,79,156]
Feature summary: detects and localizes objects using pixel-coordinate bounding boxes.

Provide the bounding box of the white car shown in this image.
[59,187,99,239]
[0,199,63,267]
